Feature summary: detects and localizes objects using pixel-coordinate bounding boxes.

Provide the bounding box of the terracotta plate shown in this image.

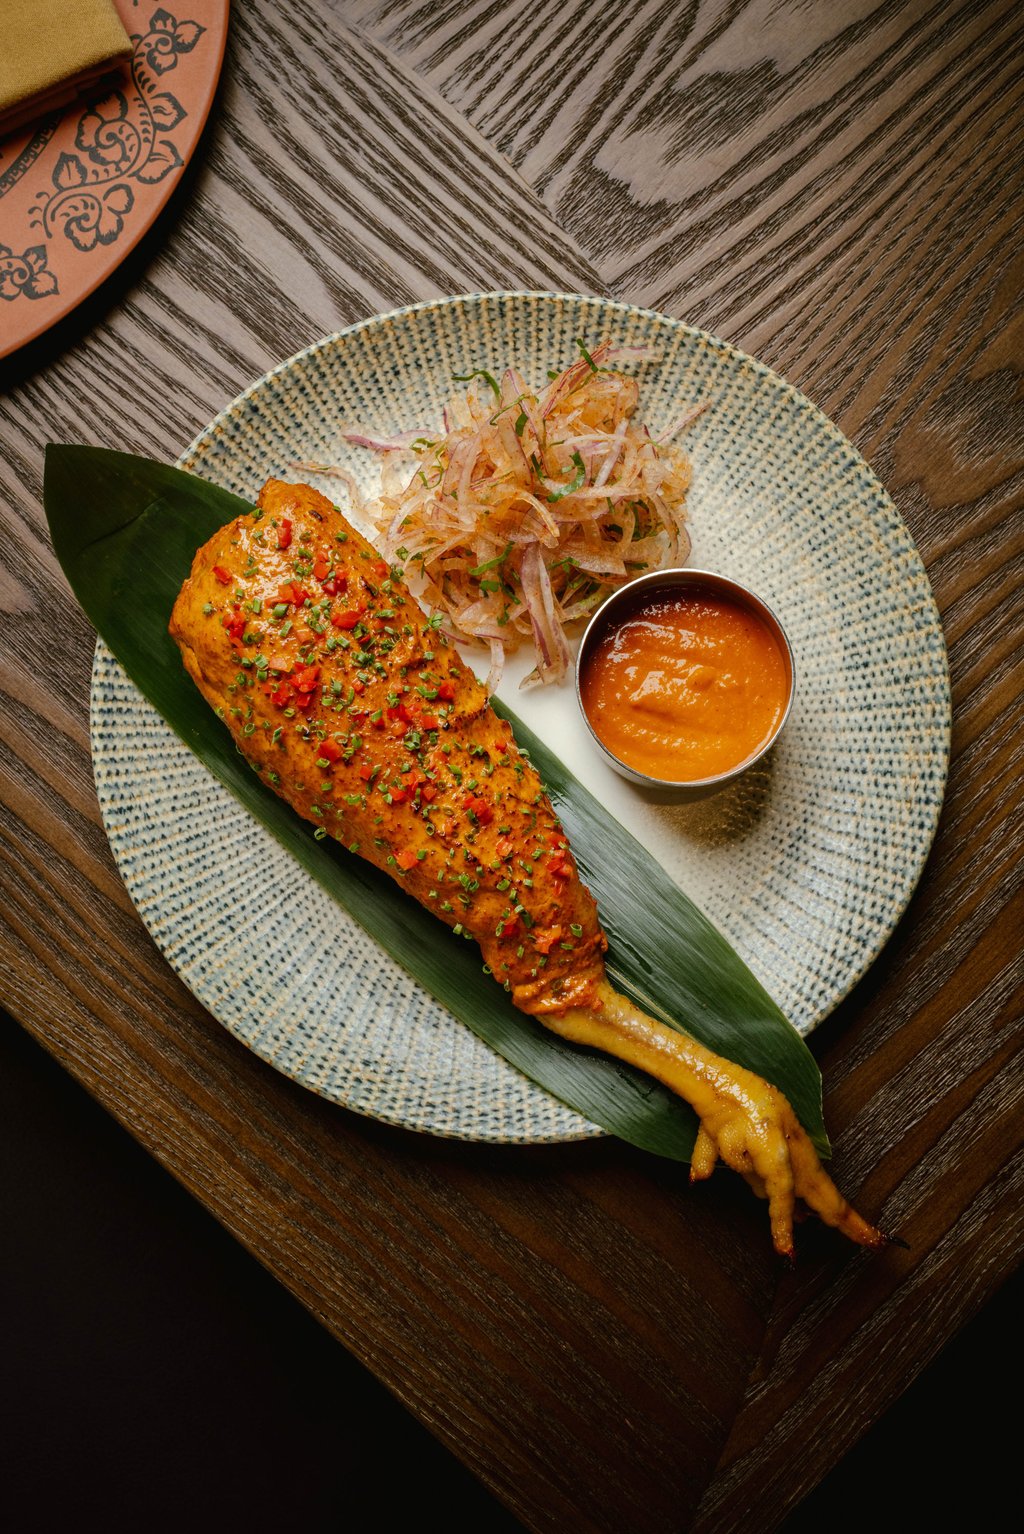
[0,0,229,359]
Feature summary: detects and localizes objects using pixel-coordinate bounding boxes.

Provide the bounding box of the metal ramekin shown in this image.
[575,568,796,801]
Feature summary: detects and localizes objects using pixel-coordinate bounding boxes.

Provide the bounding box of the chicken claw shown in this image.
[545,981,889,1258]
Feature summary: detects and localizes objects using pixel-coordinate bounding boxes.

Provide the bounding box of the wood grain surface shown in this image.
[2,2,1022,1529]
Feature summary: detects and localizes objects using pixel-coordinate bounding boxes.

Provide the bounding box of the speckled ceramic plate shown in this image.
[90,292,951,1143]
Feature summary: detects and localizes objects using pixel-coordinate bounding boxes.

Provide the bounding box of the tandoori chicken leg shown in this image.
[170,479,888,1256]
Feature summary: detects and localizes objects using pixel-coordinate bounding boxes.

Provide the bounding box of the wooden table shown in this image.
[2,2,1021,1528]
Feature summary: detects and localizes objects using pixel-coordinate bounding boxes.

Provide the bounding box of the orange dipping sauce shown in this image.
[579,583,791,783]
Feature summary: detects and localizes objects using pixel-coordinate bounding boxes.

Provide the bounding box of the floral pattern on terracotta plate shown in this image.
[0,1,229,358]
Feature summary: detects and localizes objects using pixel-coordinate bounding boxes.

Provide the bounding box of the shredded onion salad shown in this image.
[312,341,701,692]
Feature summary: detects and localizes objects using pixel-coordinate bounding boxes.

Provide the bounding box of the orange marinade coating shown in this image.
[169,479,607,1013]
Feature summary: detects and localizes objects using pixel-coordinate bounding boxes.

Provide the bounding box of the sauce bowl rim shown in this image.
[574,566,796,793]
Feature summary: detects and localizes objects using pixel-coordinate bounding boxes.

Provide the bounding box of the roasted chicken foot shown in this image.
[170,477,888,1256]
[546,981,888,1258]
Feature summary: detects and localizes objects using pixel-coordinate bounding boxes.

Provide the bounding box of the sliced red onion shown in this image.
[340,430,423,452]
[347,344,696,692]
[655,401,709,441]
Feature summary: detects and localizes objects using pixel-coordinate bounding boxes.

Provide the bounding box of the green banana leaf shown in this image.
[44,444,828,1159]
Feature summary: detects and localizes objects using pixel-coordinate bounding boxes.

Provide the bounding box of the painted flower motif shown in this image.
[10,10,204,299]
[53,185,135,251]
[0,244,59,300]
[139,9,206,75]
[76,92,139,173]
[146,90,186,134]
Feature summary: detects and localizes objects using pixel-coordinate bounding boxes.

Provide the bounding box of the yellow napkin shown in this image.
[0,0,131,137]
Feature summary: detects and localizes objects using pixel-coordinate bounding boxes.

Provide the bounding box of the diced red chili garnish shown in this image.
[292,664,321,693]
[277,519,292,550]
[390,786,409,804]
[331,608,362,630]
[546,833,571,874]
[419,714,439,730]
[436,681,456,701]
[276,581,309,607]
[534,926,562,955]
[463,794,493,825]
[495,836,514,859]
[265,652,291,673]
[318,739,343,763]
[358,762,375,781]
[371,558,388,579]
[223,609,247,641]
[496,916,521,940]
[419,784,437,802]
[313,555,330,580]
[294,692,316,713]
[395,849,418,871]
[271,683,292,707]
[213,565,232,586]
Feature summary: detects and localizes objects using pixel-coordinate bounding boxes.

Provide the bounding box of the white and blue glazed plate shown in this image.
[90,292,951,1144]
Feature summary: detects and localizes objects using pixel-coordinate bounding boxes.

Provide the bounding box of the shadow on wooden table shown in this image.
[2,1012,1015,1531]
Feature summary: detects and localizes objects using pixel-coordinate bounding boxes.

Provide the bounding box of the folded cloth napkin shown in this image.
[0,0,131,138]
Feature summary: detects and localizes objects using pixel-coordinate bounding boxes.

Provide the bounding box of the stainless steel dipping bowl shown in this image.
[575,568,796,801]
